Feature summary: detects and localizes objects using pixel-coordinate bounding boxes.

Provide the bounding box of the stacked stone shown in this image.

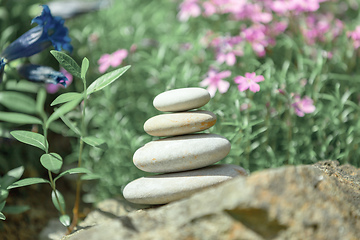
[123,88,247,205]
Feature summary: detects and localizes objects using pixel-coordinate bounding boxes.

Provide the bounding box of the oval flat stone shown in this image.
[153,88,210,112]
[144,110,216,137]
[123,164,247,205]
[133,133,231,173]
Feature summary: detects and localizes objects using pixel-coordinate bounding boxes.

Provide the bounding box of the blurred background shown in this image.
[1,0,360,226]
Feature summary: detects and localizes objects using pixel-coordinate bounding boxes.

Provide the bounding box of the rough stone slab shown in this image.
[153,87,210,112]
[144,110,216,137]
[64,161,360,240]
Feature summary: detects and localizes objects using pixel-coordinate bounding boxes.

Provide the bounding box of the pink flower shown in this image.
[347,26,360,49]
[241,24,271,57]
[291,0,321,13]
[234,72,264,93]
[278,89,286,95]
[98,49,128,73]
[88,33,99,44]
[239,21,287,57]
[130,44,137,53]
[46,68,73,94]
[214,0,247,15]
[291,95,316,117]
[302,14,343,45]
[211,36,243,66]
[202,1,217,16]
[273,21,288,33]
[322,50,333,59]
[240,103,251,111]
[207,1,272,23]
[267,0,322,14]
[217,52,236,66]
[232,3,272,23]
[303,15,329,44]
[268,1,291,14]
[178,0,201,22]
[200,69,231,97]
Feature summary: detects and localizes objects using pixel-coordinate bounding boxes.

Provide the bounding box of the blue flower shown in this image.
[0,5,72,82]
[1,5,72,62]
[18,64,69,87]
[0,58,5,82]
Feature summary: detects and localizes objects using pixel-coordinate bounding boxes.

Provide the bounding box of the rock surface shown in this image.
[133,133,231,173]
[123,164,247,204]
[143,110,217,137]
[63,161,360,240]
[153,87,210,112]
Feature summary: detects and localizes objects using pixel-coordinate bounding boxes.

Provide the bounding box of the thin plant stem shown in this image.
[68,76,88,234]
[245,111,251,170]
[244,91,254,170]
[43,121,71,232]
[265,101,271,167]
[67,139,84,234]
[42,121,49,154]
[48,171,66,213]
[286,110,293,165]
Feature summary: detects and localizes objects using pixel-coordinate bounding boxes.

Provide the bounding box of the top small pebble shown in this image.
[153,88,211,112]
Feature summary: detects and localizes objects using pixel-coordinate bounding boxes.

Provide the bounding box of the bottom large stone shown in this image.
[123,164,247,205]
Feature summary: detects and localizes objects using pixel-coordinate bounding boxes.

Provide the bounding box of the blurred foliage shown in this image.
[1,0,360,201]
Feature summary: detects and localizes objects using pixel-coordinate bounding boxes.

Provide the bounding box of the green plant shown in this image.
[0,166,28,221]
[2,51,130,232]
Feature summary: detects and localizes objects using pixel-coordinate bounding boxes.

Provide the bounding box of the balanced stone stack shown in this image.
[123,88,247,205]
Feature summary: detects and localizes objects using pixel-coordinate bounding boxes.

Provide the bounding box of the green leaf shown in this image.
[5,80,40,93]
[0,189,8,202]
[7,178,50,189]
[10,131,47,151]
[81,173,101,181]
[0,212,5,220]
[1,166,25,188]
[36,88,47,115]
[3,205,30,214]
[0,112,42,125]
[0,91,36,114]
[87,65,131,95]
[2,166,25,182]
[81,57,89,81]
[50,50,81,78]
[51,190,66,212]
[54,167,91,182]
[46,98,82,129]
[7,166,25,179]
[60,115,81,136]
[0,202,5,212]
[59,215,71,227]
[51,92,83,106]
[40,153,63,174]
[82,136,108,150]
